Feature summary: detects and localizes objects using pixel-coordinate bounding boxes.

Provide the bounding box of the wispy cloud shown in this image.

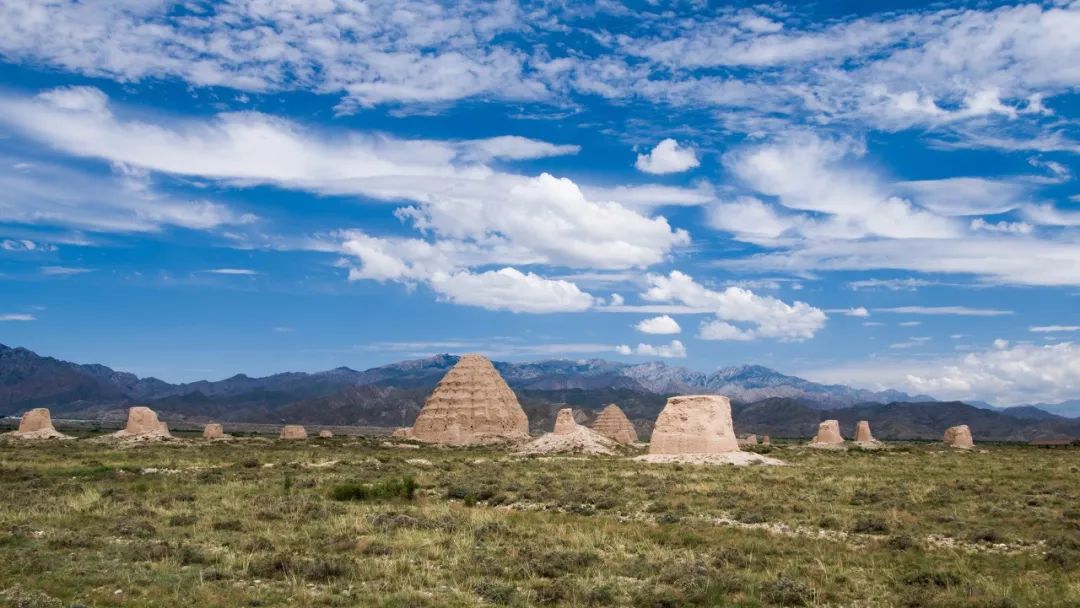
[0,313,36,321]
[876,306,1013,317]
[1030,325,1080,333]
[205,268,259,276]
[41,266,93,276]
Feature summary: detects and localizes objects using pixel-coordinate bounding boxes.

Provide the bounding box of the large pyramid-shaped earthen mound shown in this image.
[517,408,617,455]
[406,354,530,446]
[943,425,974,449]
[649,395,740,455]
[4,408,70,440]
[591,404,638,444]
[111,407,173,441]
[808,419,844,448]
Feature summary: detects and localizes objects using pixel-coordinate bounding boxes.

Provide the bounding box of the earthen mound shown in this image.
[203,423,229,440]
[808,420,845,448]
[649,395,740,455]
[399,354,530,446]
[318,430,333,439]
[3,408,70,440]
[280,425,308,440]
[517,408,617,455]
[739,434,759,447]
[591,404,638,444]
[762,435,771,446]
[111,407,173,441]
[943,425,974,449]
[853,420,883,447]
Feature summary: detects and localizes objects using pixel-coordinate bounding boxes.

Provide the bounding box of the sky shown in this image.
[0,0,1079,406]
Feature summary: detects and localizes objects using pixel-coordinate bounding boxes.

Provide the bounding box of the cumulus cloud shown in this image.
[635,139,700,174]
[634,315,681,335]
[428,268,596,313]
[616,339,687,358]
[642,271,826,341]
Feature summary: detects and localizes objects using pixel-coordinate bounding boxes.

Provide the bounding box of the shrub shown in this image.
[852,518,890,534]
[330,476,417,502]
[761,577,812,606]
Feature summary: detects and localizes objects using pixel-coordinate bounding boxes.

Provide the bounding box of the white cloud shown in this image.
[0,313,36,321]
[889,336,931,349]
[205,268,258,276]
[969,218,1033,235]
[1030,325,1080,333]
[635,139,700,174]
[0,88,689,272]
[802,341,1080,405]
[427,268,596,313]
[899,321,922,327]
[876,306,1012,317]
[1,239,57,252]
[844,307,870,317]
[846,278,942,291]
[616,339,687,358]
[642,271,826,341]
[40,266,93,276]
[634,315,681,335]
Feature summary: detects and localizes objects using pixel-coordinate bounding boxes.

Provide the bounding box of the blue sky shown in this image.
[1,1,1079,405]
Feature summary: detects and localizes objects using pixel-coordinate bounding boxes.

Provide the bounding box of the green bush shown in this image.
[330,476,417,501]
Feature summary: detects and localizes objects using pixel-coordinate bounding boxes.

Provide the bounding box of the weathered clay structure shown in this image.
[649,395,740,455]
[203,423,228,439]
[808,420,844,448]
[517,407,617,455]
[591,403,638,444]
[318,430,333,439]
[280,425,308,440]
[398,354,529,446]
[111,406,172,440]
[739,434,759,447]
[4,408,70,440]
[943,425,974,449]
[853,420,883,447]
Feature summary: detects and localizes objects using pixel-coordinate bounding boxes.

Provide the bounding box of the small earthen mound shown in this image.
[591,403,638,444]
[517,407,618,455]
[203,423,231,440]
[853,420,883,448]
[808,420,845,448]
[318,430,333,439]
[391,427,414,439]
[4,408,70,440]
[739,434,759,447]
[398,354,530,446]
[280,425,308,440]
[943,425,974,449]
[649,395,740,455]
[762,435,771,446]
[111,407,173,441]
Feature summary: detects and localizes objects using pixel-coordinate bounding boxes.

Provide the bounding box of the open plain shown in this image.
[1,435,1077,607]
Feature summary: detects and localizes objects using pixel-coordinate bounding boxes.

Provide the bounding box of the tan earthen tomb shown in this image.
[4,408,70,440]
[649,395,740,455]
[591,403,638,444]
[808,419,844,448]
[111,406,172,440]
[280,425,308,440]
[943,425,974,449]
[203,423,228,439]
[396,354,530,446]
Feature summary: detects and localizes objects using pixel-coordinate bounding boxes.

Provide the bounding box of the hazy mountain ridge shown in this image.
[3,344,1079,441]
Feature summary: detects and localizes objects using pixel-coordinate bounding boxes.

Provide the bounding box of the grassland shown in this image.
[1,435,1078,607]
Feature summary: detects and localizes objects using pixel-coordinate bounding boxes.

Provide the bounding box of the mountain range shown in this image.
[2,343,1078,441]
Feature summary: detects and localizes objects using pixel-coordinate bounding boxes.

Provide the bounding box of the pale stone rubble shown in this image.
[637,395,783,465]
[280,425,308,440]
[517,408,618,455]
[394,354,530,446]
[808,419,845,449]
[111,407,173,441]
[943,425,975,449]
[318,430,333,439]
[591,404,638,444]
[3,408,71,440]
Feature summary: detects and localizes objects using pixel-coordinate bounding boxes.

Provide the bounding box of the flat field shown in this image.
[1,436,1078,607]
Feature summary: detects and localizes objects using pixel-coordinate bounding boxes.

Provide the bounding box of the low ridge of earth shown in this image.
[1,435,1077,607]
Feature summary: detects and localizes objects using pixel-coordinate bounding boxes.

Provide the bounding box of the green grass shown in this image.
[0,437,1077,607]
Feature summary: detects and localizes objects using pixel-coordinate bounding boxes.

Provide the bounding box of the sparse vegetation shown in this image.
[0,437,1077,606]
